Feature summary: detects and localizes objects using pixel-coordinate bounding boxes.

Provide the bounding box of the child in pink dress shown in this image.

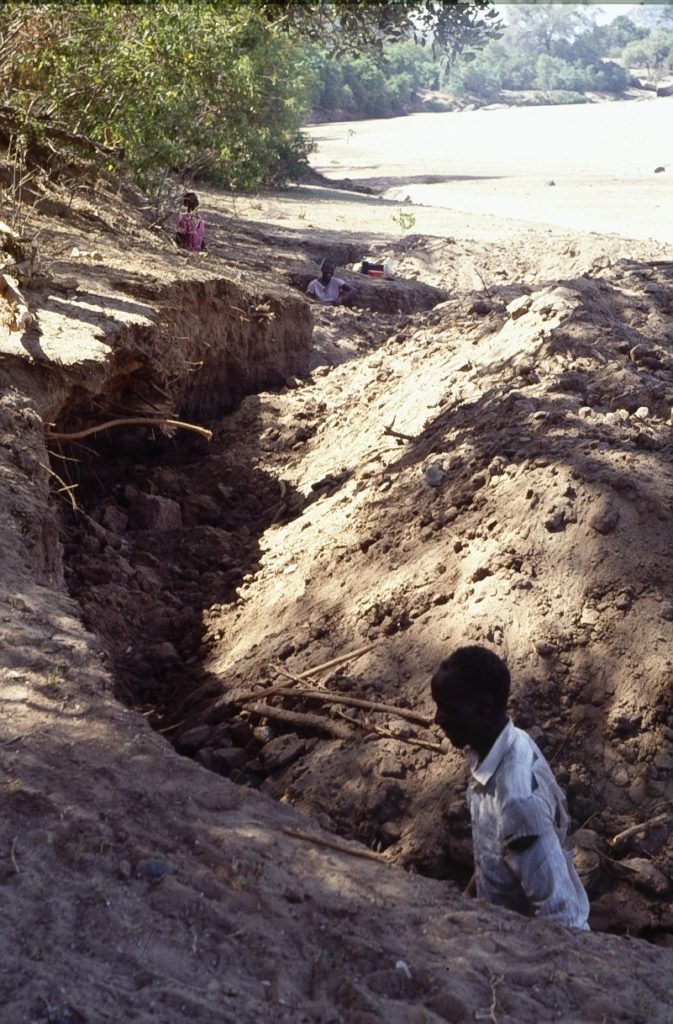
[175,192,206,252]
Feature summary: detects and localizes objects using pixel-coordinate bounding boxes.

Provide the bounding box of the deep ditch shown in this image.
[46,270,670,945]
[48,271,461,860]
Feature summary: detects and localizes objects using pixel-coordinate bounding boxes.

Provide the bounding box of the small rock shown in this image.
[535,641,553,657]
[544,511,566,533]
[118,858,132,881]
[101,505,128,533]
[424,462,448,488]
[507,295,532,320]
[634,406,649,419]
[194,748,215,770]
[620,857,670,895]
[471,299,491,316]
[612,766,630,787]
[176,725,211,751]
[253,725,274,744]
[653,752,673,771]
[589,500,620,535]
[130,493,182,532]
[614,592,632,611]
[260,734,306,772]
[629,778,647,805]
[660,603,673,621]
[136,857,170,881]
[211,747,248,775]
[654,165,665,173]
[379,754,405,779]
[580,607,600,626]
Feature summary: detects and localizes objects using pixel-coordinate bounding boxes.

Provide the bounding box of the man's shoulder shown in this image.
[495,727,548,799]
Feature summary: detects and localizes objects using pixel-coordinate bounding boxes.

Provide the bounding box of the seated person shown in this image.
[175,191,206,252]
[306,258,354,306]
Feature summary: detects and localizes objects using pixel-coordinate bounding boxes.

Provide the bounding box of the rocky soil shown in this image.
[1,152,673,1023]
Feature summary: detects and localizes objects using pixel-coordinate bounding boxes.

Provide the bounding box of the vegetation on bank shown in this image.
[307,6,673,120]
[0,0,500,199]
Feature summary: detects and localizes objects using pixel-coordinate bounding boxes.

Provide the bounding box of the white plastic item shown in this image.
[383,257,396,279]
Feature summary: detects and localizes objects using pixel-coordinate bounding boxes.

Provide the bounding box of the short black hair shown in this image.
[183,191,199,210]
[431,645,510,710]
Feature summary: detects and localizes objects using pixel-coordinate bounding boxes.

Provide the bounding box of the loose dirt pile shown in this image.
[1,157,673,1023]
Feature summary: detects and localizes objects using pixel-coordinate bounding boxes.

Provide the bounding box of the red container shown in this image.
[367,269,384,278]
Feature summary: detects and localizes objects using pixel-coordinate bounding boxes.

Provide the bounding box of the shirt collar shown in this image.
[466,718,515,786]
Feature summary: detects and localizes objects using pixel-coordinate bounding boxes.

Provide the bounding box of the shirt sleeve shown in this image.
[500,796,588,929]
[306,280,318,297]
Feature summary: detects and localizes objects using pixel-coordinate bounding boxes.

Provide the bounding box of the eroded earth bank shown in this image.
[2,160,673,1023]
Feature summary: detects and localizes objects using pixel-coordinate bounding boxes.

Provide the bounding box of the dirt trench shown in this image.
[48,244,673,949]
[49,269,454,838]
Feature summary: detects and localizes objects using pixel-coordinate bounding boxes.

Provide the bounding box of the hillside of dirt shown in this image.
[1,150,673,1023]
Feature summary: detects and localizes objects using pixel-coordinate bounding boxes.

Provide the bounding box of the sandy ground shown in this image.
[1,102,673,1022]
[305,96,673,244]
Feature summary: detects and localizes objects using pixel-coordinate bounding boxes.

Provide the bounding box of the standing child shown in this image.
[175,191,206,252]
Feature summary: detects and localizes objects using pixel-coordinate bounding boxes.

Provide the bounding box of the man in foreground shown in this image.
[431,645,589,930]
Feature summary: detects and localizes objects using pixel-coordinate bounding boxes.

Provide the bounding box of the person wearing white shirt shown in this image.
[431,645,590,931]
[306,258,355,306]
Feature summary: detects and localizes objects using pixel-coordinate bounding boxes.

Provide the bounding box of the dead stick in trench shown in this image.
[383,418,416,442]
[334,707,444,752]
[246,702,351,740]
[293,642,378,680]
[281,827,384,863]
[252,688,433,727]
[46,417,212,442]
[228,644,379,705]
[609,812,670,855]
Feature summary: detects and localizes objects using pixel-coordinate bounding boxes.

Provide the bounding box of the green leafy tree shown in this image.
[623,29,673,78]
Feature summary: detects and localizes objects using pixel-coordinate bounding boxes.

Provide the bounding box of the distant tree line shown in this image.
[306,6,673,120]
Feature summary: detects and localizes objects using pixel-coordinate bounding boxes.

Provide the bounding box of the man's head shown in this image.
[320,258,335,282]
[431,646,510,754]
[183,191,199,212]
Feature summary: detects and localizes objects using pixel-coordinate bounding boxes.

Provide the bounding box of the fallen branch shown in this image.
[281,826,384,863]
[292,642,378,680]
[231,644,379,705]
[383,417,416,443]
[334,707,443,751]
[253,687,433,727]
[247,702,351,740]
[46,417,212,442]
[609,812,670,856]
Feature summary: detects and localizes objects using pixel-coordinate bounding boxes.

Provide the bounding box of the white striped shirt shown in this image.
[466,719,590,930]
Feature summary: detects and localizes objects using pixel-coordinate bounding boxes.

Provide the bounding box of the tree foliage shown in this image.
[261,1,502,63]
[0,3,317,194]
[0,1,503,194]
